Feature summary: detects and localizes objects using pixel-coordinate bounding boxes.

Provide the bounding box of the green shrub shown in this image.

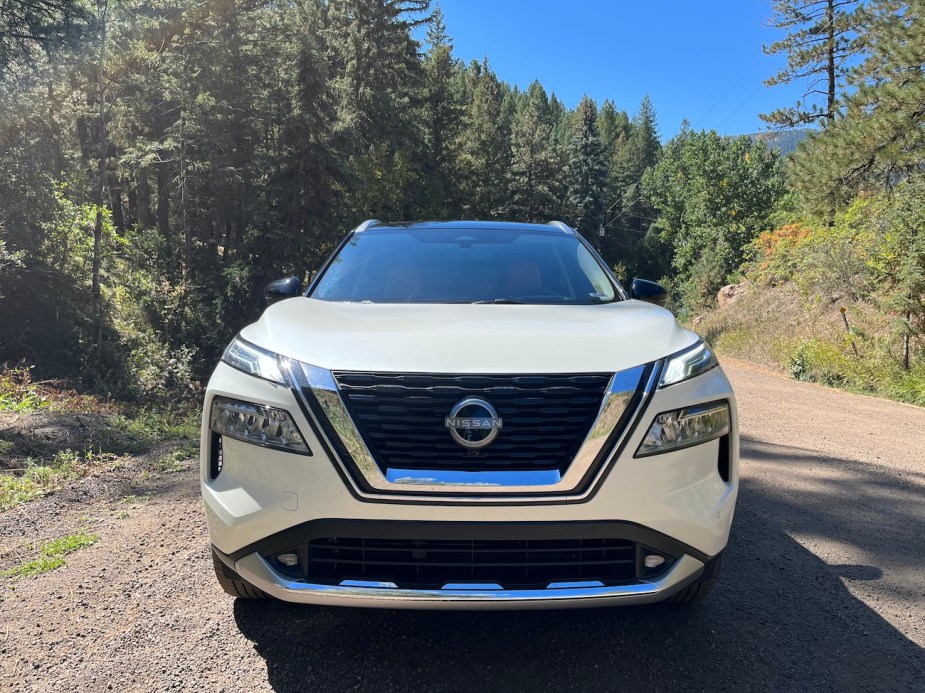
[0,365,49,413]
[679,252,727,316]
[788,339,851,385]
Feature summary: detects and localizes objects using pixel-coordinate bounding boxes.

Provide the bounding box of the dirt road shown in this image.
[1,359,923,692]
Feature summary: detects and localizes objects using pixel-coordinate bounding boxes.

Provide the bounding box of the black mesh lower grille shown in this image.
[292,537,640,589]
[331,372,612,473]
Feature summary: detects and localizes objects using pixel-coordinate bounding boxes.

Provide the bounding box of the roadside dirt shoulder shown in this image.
[723,357,925,646]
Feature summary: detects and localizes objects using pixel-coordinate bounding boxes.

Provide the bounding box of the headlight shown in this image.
[210,396,311,454]
[222,336,287,385]
[659,340,717,388]
[635,400,730,457]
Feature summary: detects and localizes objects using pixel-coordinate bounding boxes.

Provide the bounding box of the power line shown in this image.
[692,65,757,129]
[715,84,765,131]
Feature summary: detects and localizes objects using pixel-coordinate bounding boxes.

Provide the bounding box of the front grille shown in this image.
[297,537,639,589]
[332,372,612,472]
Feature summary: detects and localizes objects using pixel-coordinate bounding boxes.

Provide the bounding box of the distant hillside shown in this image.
[747,129,812,156]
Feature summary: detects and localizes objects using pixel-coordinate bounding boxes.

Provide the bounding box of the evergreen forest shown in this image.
[0,0,922,404]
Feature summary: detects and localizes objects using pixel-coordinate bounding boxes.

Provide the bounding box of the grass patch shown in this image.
[155,443,198,473]
[111,493,152,517]
[0,367,200,510]
[0,448,123,510]
[103,407,199,454]
[1,531,99,580]
[130,469,157,488]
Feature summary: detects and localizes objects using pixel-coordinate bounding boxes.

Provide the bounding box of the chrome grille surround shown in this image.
[286,361,658,500]
[333,371,613,473]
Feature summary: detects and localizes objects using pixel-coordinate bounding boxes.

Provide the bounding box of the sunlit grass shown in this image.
[0,366,49,414]
[0,449,123,510]
[1,531,99,580]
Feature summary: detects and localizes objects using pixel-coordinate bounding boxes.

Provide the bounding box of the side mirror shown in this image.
[264,276,301,306]
[630,278,668,307]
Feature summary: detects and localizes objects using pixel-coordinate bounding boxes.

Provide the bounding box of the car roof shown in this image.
[358,220,574,235]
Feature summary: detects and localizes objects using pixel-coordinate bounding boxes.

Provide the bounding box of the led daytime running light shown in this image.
[221,337,287,385]
[659,341,718,388]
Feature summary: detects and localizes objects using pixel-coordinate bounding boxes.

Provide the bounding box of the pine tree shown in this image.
[597,98,630,162]
[631,95,661,169]
[0,0,92,76]
[790,0,925,210]
[867,176,925,371]
[566,96,607,236]
[548,93,571,148]
[327,0,429,149]
[761,0,864,128]
[269,0,338,267]
[421,4,462,217]
[609,96,661,236]
[326,0,429,221]
[509,81,556,221]
[458,60,511,218]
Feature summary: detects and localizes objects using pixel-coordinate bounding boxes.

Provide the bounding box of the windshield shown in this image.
[311,227,619,304]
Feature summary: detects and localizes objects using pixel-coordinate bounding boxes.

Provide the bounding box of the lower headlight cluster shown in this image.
[210,396,310,454]
[635,400,730,457]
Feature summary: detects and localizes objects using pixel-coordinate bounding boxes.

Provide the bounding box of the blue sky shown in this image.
[430,0,806,138]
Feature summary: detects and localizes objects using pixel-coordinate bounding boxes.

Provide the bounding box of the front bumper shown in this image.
[213,518,711,609]
[222,550,705,610]
[201,360,738,608]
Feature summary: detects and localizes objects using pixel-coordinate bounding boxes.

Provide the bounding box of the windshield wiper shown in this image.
[470,298,524,304]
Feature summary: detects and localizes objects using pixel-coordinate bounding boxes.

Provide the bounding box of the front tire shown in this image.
[212,548,269,599]
[666,553,723,604]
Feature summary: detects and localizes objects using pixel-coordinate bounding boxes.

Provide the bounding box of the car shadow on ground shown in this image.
[234,438,925,692]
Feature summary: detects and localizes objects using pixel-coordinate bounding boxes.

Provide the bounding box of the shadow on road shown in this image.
[741,435,924,591]
[233,437,925,691]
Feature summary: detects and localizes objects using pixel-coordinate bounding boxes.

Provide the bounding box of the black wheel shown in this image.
[666,553,723,604]
[212,547,269,599]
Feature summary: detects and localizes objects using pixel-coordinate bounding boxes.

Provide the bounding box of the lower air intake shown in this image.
[292,536,642,589]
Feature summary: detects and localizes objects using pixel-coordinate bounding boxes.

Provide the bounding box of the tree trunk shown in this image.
[824,0,837,227]
[826,0,836,126]
[181,141,192,277]
[223,219,232,262]
[157,158,171,244]
[234,181,246,249]
[47,82,65,175]
[92,0,109,358]
[126,184,138,228]
[136,171,154,228]
[180,47,193,279]
[108,172,125,234]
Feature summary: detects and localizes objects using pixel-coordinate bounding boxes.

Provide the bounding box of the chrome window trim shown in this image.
[285,360,659,502]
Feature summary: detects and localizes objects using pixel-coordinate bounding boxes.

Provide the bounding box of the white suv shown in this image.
[201,220,738,609]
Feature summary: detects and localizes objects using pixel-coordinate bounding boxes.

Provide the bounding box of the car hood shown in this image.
[239,298,698,374]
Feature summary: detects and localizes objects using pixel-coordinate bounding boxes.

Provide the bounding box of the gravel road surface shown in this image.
[1,358,923,692]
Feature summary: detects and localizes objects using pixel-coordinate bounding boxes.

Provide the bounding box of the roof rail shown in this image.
[547,220,575,234]
[354,219,382,234]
